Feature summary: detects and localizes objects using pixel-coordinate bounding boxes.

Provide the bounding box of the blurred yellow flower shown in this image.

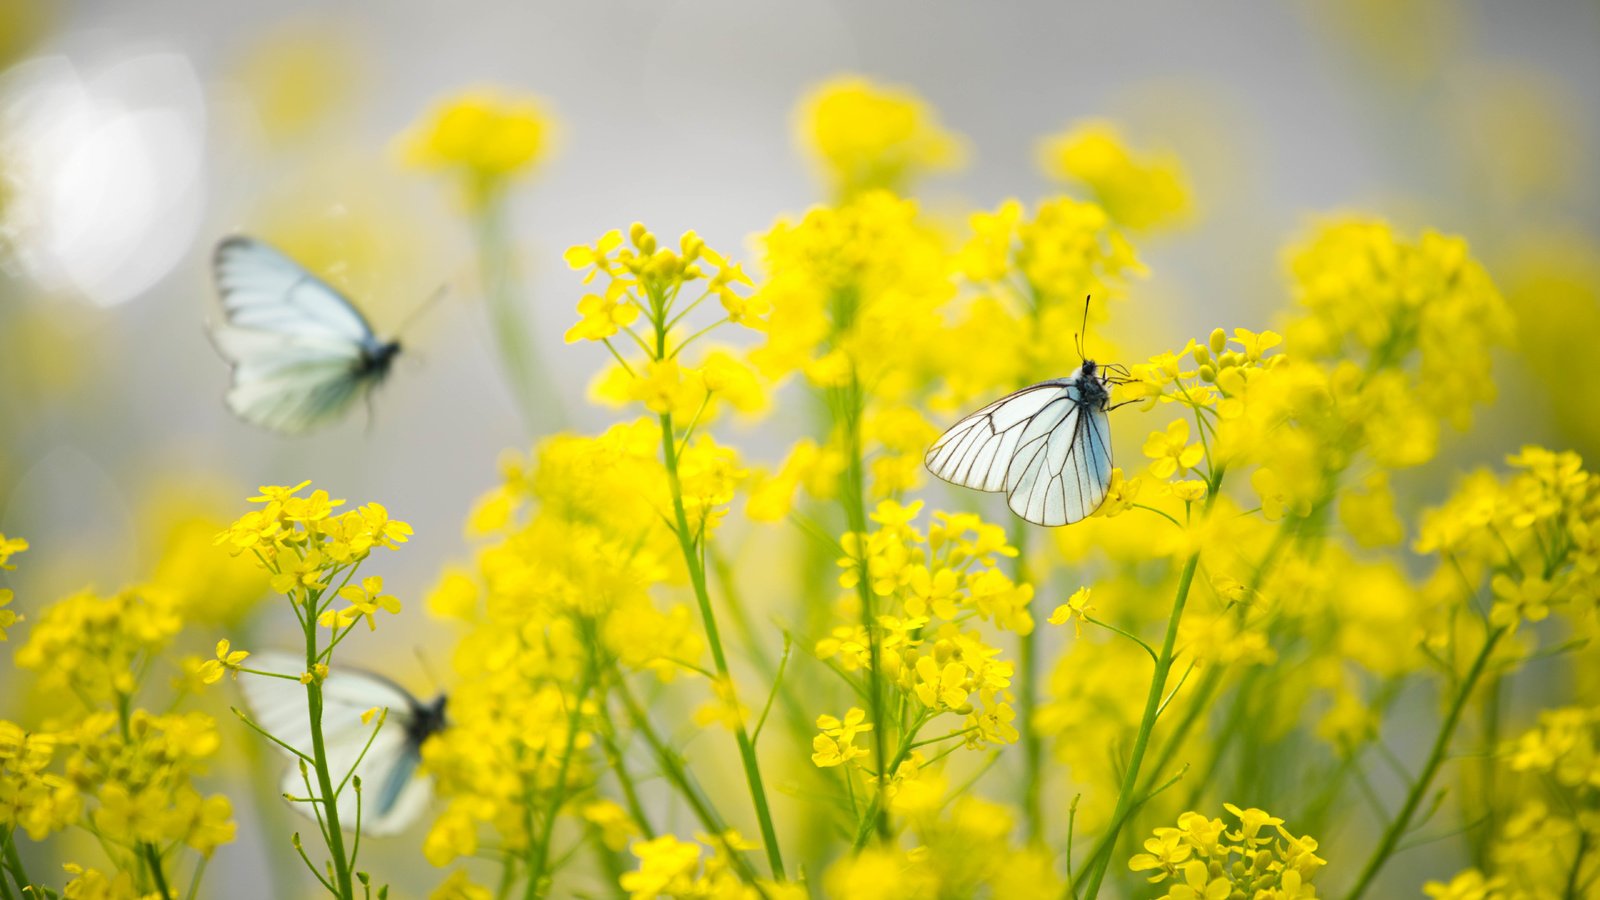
[796,76,966,200]
[400,87,557,208]
[1038,120,1191,231]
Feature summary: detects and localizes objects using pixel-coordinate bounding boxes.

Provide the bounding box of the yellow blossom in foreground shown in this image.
[197,639,249,684]
[1048,587,1095,638]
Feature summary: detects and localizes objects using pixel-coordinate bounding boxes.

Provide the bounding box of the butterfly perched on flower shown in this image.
[926,298,1127,526]
[209,236,402,434]
[238,651,446,835]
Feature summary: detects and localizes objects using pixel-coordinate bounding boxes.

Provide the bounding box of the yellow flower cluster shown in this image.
[400,87,556,208]
[1417,446,1600,632]
[943,196,1144,408]
[215,481,412,631]
[1038,120,1192,231]
[1286,219,1513,432]
[1129,805,1325,899]
[752,191,951,391]
[621,832,789,900]
[64,711,236,857]
[796,76,966,200]
[823,797,1059,898]
[14,586,182,703]
[0,532,26,640]
[816,501,1027,766]
[422,423,714,869]
[0,721,74,840]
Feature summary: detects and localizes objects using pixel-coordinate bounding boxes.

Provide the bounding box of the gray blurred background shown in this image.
[0,0,1596,896]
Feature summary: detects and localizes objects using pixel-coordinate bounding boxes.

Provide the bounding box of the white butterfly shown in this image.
[209,236,401,434]
[926,359,1120,526]
[238,651,446,836]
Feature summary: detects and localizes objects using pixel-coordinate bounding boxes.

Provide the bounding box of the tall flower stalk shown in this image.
[562,222,784,880]
[216,482,413,900]
[400,87,561,431]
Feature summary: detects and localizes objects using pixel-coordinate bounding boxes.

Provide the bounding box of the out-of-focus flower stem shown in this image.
[1,830,32,899]
[116,691,176,900]
[609,666,767,890]
[836,376,891,845]
[1079,467,1224,900]
[656,410,787,882]
[1344,625,1508,900]
[1012,521,1044,846]
[524,646,596,899]
[473,196,554,432]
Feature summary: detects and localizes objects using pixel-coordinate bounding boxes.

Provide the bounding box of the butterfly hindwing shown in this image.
[239,651,436,835]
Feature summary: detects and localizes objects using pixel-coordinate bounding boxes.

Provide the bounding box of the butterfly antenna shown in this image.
[394,283,450,339]
[1078,294,1093,360]
[414,647,445,695]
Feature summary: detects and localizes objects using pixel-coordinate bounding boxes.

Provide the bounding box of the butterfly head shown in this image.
[408,693,448,743]
[361,340,402,377]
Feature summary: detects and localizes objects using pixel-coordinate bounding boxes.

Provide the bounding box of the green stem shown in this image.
[609,669,764,889]
[656,411,786,881]
[473,195,552,432]
[1343,626,1507,900]
[524,650,597,899]
[1012,521,1044,845]
[1078,549,1203,900]
[303,605,356,900]
[142,843,175,900]
[838,380,891,844]
[594,700,656,840]
[1,830,28,900]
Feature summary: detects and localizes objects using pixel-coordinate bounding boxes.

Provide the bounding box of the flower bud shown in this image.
[1198,364,1217,383]
[1209,327,1228,355]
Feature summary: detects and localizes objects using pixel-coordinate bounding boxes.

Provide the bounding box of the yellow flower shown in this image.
[321,576,402,631]
[0,589,16,642]
[197,639,250,684]
[400,87,557,207]
[811,708,874,769]
[0,533,27,570]
[564,286,640,343]
[1038,120,1191,231]
[913,657,970,710]
[797,76,966,199]
[1143,419,1204,479]
[1047,587,1095,638]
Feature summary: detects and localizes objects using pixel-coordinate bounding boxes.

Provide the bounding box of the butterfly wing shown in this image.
[210,237,388,433]
[926,381,1076,494]
[1006,390,1112,527]
[927,377,1114,527]
[214,237,376,343]
[239,652,432,835]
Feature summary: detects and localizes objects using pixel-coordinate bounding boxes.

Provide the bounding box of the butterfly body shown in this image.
[926,361,1115,527]
[209,236,399,434]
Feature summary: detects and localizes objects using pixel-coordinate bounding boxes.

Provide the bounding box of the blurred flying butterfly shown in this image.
[925,297,1129,526]
[238,651,446,836]
[209,236,409,434]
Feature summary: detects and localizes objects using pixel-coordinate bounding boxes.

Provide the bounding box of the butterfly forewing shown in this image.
[214,238,376,344]
[210,236,394,433]
[925,382,1074,494]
